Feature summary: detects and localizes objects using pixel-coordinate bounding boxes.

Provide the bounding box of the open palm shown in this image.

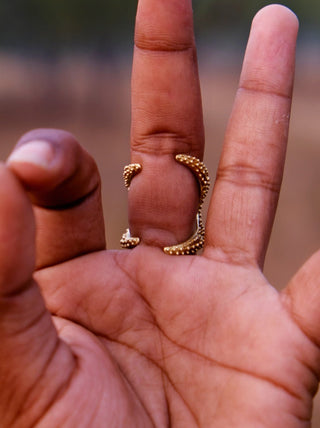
[1,2,320,427]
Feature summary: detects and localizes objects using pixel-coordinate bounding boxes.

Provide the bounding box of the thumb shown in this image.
[282,250,320,347]
[0,164,75,426]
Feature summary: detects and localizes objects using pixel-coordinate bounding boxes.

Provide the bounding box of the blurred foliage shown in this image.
[0,0,318,54]
[0,0,137,55]
[194,0,320,31]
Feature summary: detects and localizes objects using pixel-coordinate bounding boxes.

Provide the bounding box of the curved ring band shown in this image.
[120,154,210,255]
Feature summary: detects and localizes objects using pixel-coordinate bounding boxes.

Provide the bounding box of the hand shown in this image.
[1,2,319,427]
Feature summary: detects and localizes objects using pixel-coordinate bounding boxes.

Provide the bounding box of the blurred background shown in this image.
[0,0,319,423]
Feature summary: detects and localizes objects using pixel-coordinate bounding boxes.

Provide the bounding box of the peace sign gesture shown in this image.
[2,2,318,427]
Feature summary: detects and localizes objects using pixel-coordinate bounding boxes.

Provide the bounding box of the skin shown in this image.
[1,1,320,427]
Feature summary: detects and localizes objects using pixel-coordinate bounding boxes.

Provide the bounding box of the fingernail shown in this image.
[8,140,56,168]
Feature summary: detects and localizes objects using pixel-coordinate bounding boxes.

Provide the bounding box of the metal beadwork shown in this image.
[120,154,210,255]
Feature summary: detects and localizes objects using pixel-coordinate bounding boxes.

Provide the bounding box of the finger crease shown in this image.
[134,40,194,54]
[132,133,197,156]
[35,182,100,211]
[238,84,292,101]
[216,164,281,194]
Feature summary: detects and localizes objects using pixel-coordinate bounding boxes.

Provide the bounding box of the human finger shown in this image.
[282,251,320,348]
[7,129,105,269]
[127,0,205,248]
[0,165,75,426]
[205,5,299,267]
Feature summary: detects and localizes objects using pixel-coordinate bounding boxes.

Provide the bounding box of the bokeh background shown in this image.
[0,0,320,424]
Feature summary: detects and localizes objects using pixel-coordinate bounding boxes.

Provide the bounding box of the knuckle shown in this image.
[238,82,291,101]
[217,162,281,194]
[131,131,197,156]
[134,34,193,54]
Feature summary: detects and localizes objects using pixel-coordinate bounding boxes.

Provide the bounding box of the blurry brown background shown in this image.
[0,0,320,425]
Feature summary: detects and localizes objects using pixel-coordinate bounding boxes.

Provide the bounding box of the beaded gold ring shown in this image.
[120,154,210,255]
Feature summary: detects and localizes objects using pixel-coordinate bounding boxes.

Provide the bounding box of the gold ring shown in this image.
[120,154,210,255]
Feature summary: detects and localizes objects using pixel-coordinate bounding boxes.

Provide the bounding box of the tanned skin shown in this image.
[2,2,319,427]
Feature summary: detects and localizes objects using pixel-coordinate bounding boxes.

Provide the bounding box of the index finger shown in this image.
[127,0,205,248]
